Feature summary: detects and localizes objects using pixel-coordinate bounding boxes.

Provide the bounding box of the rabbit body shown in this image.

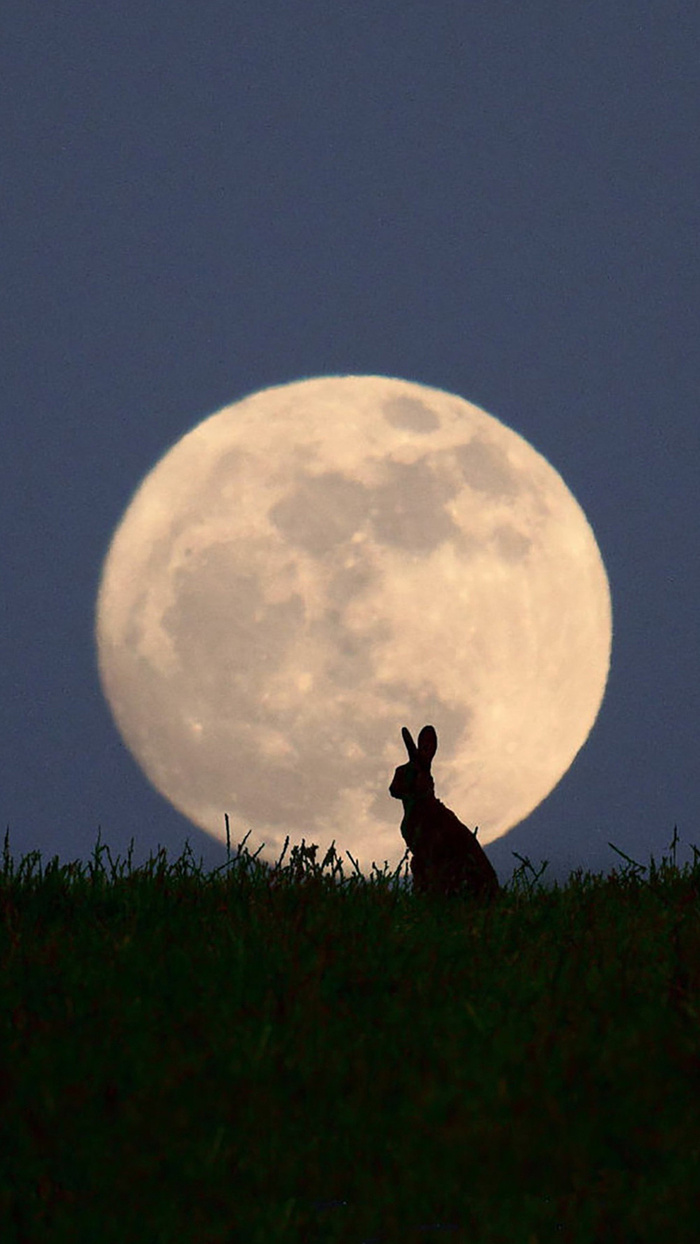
[390,725,499,900]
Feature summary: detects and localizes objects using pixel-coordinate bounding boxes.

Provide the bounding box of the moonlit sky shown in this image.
[3,3,698,890]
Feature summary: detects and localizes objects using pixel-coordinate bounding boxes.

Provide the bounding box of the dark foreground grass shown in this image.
[2,820,700,1243]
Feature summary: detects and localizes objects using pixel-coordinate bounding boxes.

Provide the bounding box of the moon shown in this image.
[95,375,612,877]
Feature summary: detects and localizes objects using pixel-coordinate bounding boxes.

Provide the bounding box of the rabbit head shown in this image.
[390,725,438,803]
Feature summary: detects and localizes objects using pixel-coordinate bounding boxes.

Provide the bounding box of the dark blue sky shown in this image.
[3,2,698,889]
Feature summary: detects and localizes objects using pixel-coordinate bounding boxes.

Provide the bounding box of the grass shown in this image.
[1,818,700,1243]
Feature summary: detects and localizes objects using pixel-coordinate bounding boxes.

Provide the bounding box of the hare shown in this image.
[389,725,500,900]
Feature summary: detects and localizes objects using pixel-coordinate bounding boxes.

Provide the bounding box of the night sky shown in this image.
[3,3,698,890]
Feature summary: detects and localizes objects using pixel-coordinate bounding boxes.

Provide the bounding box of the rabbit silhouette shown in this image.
[390,725,499,900]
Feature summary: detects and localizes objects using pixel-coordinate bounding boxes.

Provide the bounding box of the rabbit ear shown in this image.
[417,725,437,763]
[401,726,417,760]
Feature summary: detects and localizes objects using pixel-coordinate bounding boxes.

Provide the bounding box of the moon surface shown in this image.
[95,376,612,878]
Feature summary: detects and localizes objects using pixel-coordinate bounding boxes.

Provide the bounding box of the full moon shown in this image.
[95,376,612,877]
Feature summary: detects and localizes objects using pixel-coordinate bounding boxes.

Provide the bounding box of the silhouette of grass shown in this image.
[1,820,699,1241]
